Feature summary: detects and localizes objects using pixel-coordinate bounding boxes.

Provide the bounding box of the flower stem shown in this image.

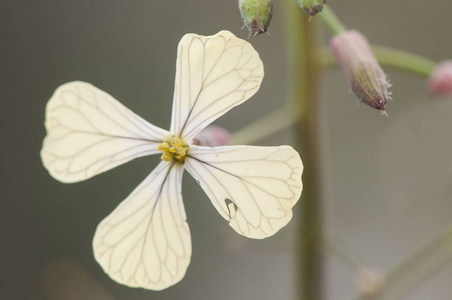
[317,5,346,35]
[372,46,436,77]
[320,46,436,78]
[230,105,293,145]
[323,234,366,272]
[369,225,452,300]
[285,1,323,299]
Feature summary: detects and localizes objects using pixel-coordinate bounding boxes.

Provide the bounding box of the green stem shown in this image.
[372,46,436,77]
[230,105,293,145]
[318,5,346,35]
[320,46,436,77]
[323,234,366,272]
[374,225,452,300]
[285,1,323,299]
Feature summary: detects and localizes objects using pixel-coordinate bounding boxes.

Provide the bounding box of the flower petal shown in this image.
[41,81,169,183]
[93,162,191,290]
[170,30,264,141]
[185,145,303,239]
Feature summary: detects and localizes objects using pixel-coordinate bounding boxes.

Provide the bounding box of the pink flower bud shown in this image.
[330,30,390,113]
[427,60,452,96]
[192,125,232,147]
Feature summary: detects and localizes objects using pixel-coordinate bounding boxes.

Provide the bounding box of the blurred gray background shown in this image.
[1,0,452,299]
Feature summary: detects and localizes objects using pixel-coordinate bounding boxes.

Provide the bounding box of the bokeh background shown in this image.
[1,0,452,299]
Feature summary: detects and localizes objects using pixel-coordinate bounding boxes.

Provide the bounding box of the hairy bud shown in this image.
[193,126,232,147]
[427,60,452,97]
[330,30,390,113]
[238,0,273,36]
[295,0,327,16]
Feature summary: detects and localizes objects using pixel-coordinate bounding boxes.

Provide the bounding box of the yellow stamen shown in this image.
[171,137,182,146]
[158,137,188,162]
[157,142,170,152]
[161,153,173,162]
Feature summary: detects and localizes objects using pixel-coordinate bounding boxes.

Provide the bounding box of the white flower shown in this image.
[41,30,303,290]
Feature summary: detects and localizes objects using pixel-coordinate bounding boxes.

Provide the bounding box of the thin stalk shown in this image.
[285,2,323,299]
[378,225,452,300]
[231,105,293,145]
[317,5,346,35]
[345,224,452,300]
[372,46,436,77]
[320,46,436,78]
[323,234,366,272]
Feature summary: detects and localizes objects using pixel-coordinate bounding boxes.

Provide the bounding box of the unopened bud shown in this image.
[427,60,452,97]
[330,30,390,113]
[295,0,327,16]
[193,126,232,147]
[238,0,273,36]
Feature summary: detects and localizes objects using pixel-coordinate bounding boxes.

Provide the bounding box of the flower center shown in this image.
[157,137,188,162]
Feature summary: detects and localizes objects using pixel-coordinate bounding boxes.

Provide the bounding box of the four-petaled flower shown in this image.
[41,31,303,290]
